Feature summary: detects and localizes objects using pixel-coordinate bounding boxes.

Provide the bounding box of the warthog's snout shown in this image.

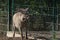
[22,16,29,22]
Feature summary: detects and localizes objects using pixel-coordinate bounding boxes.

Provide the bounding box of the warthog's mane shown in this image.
[15,8,29,14]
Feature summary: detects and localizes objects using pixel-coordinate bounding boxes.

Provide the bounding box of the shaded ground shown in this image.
[0,37,48,40]
[0,31,60,40]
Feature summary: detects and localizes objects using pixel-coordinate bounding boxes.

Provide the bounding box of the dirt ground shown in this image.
[0,36,26,40]
[0,31,60,40]
[0,34,49,40]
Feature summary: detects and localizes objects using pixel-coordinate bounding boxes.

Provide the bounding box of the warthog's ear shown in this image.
[15,8,29,13]
[25,8,29,11]
[19,8,29,12]
[15,7,20,13]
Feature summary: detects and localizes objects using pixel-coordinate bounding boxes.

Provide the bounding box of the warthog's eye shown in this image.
[23,18,26,21]
[23,18,26,20]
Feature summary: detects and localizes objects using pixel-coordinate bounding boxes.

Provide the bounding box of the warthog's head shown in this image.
[21,14,29,22]
[19,8,29,22]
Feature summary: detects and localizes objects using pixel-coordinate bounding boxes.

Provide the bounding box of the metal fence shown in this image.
[0,0,60,40]
[0,0,8,32]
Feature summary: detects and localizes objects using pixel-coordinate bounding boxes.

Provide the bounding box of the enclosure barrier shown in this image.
[0,0,60,40]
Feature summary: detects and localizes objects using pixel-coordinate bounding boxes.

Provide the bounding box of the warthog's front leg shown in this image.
[26,26,28,40]
[19,27,23,40]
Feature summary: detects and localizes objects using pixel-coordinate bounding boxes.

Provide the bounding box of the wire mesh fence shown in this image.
[0,0,60,40]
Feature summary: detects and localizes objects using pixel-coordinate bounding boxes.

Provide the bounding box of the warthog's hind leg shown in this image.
[13,26,15,40]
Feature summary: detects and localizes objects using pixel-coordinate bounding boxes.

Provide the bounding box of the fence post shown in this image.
[8,0,13,31]
[52,0,57,40]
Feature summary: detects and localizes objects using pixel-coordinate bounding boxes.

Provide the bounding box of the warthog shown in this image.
[12,8,29,40]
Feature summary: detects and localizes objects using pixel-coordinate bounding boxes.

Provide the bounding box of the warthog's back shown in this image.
[13,8,29,29]
[13,12,23,28]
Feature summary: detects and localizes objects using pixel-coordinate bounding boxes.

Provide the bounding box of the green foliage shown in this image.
[0,0,60,31]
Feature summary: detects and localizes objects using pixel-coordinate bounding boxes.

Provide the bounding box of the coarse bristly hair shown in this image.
[12,8,29,40]
[13,8,29,28]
